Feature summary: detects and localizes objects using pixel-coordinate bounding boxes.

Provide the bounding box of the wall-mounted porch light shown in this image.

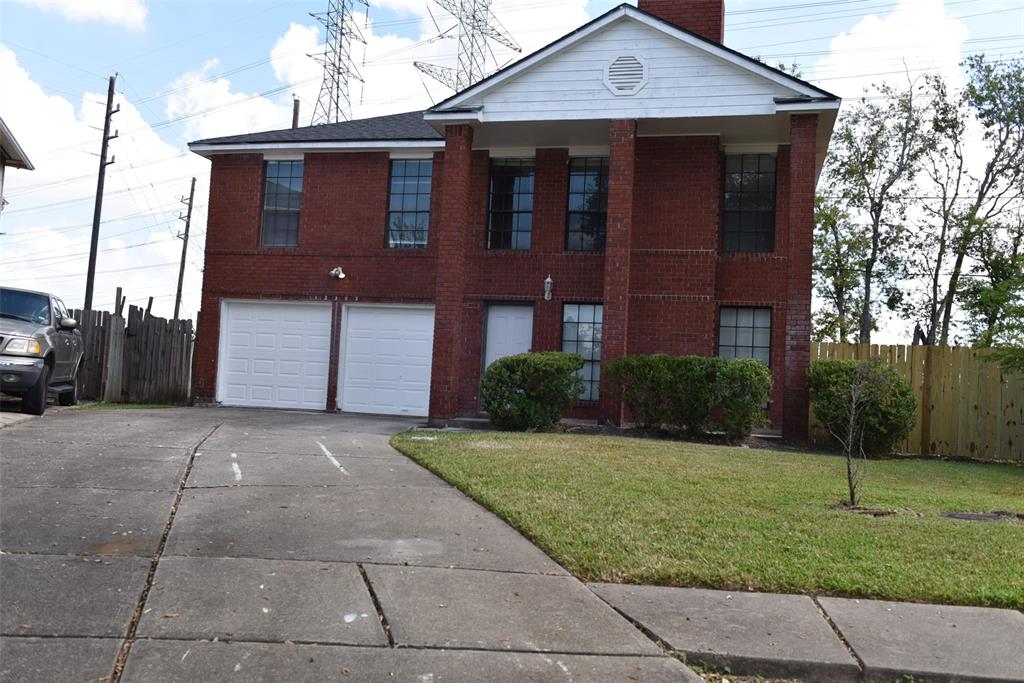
[329,267,347,280]
[544,274,554,301]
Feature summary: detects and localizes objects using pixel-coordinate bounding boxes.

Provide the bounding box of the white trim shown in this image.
[489,148,535,158]
[723,143,778,155]
[428,6,835,115]
[776,100,842,112]
[336,303,437,414]
[216,299,334,409]
[263,152,304,161]
[389,151,435,160]
[189,140,445,155]
[0,117,34,171]
[567,145,610,157]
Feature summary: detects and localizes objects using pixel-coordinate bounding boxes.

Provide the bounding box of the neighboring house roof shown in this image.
[191,110,442,148]
[0,116,35,171]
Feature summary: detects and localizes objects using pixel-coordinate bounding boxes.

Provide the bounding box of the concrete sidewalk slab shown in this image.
[187,449,443,489]
[5,409,217,448]
[197,431,405,458]
[0,554,149,637]
[365,565,661,656]
[819,597,1024,682]
[591,584,860,683]
[121,640,698,682]
[165,486,566,574]
[0,637,121,682]
[138,556,386,645]
[0,448,188,491]
[0,486,175,556]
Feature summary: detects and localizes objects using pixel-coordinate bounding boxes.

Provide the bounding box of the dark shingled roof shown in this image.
[191,110,441,146]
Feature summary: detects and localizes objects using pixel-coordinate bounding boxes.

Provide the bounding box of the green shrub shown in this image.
[663,356,718,434]
[807,358,917,455]
[481,352,585,431]
[712,358,773,439]
[606,354,773,439]
[605,355,671,429]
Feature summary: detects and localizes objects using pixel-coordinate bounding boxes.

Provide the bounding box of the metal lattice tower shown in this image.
[415,0,521,92]
[309,0,368,125]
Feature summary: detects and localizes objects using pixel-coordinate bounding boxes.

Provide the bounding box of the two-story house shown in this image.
[188,0,839,439]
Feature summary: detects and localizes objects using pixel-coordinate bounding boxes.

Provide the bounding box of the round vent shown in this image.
[604,55,649,96]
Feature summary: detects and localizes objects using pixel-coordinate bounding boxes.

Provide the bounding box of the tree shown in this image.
[906,56,1024,345]
[824,80,933,344]
[959,214,1024,346]
[813,196,868,342]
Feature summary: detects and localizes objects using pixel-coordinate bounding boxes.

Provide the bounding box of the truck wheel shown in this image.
[58,372,79,406]
[22,365,50,415]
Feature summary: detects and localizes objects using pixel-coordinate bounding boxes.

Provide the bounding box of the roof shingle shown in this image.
[190,110,440,146]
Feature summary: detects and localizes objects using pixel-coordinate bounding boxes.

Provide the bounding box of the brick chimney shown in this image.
[637,0,725,43]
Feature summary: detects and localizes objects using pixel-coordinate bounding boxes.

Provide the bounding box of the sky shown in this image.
[0,0,1021,338]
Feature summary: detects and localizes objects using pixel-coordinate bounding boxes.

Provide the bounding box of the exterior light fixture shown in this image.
[544,274,554,301]
[329,267,346,280]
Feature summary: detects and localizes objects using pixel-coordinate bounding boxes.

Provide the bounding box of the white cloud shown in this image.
[10,0,148,31]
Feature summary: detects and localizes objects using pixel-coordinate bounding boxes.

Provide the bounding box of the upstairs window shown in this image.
[566,157,609,252]
[562,303,603,401]
[261,160,303,247]
[719,307,771,366]
[488,158,535,251]
[723,154,776,253]
[387,159,433,249]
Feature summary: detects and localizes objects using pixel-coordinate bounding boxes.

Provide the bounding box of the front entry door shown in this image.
[484,305,534,369]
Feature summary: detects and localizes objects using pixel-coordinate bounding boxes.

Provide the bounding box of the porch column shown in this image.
[783,114,818,440]
[599,119,638,425]
[429,124,474,421]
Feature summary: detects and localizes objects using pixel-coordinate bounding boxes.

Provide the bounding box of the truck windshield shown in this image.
[0,289,51,325]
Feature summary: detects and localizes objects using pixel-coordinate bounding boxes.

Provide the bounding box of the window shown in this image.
[261,160,303,247]
[488,158,534,250]
[723,154,776,253]
[566,157,609,252]
[719,307,771,366]
[387,159,433,248]
[562,303,603,401]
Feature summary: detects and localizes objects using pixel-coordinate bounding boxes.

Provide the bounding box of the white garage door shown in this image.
[218,301,332,410]
[340,306,435,417]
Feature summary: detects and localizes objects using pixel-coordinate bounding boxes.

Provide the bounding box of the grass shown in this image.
[391,431,1024,609]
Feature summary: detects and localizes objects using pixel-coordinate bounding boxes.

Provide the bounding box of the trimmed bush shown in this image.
[606,354,773,439]
[481,352,585,431]
[807,358,917,455]
[605,354,671,429]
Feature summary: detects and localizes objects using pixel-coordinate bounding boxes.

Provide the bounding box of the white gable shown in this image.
[429,9,836,123]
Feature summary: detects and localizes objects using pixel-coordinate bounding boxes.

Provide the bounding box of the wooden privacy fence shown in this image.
[71,303,193,405]
[810,342,1023,462]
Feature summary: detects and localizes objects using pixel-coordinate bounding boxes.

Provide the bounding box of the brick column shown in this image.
[783,114,818,440]
[599,120,638,424]
[429,124,474,421]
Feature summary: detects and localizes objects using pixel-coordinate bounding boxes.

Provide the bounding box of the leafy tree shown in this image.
[959,214,1024,347]
[905,57,1024,345]
[813,195,867,342]
[824,80,933,343]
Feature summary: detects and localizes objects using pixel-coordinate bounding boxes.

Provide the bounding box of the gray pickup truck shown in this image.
[0,287,84,414]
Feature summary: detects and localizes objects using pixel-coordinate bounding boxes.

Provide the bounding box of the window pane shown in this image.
[723,154,776,254]
[719,306,771,368]
[562,303,603,401]
[488,159,535,251]
[387,159,433,249]
[566,157,609,252]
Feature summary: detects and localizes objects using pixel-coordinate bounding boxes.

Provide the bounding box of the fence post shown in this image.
[920,346,933,456]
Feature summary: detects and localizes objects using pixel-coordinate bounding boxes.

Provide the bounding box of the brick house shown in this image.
[188,0,839,438]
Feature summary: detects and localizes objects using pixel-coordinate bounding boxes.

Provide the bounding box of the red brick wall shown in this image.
[194,121,817,438]
[638,0,725,43]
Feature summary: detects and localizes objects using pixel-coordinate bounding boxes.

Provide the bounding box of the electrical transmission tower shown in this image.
[415,0,521,92]
[309,0,368,125]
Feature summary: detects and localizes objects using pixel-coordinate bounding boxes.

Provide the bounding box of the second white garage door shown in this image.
[339,306,435,417]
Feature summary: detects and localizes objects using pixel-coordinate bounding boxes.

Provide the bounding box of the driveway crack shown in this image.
[109,423,222,682]
[358,564,395,648]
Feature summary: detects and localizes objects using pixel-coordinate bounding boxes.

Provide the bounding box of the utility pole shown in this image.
[174,177,196,321]
[84,74,120,310]
[292,96,301,129]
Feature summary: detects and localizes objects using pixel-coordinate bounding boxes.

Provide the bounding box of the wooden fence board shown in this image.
[811,342,1022,462]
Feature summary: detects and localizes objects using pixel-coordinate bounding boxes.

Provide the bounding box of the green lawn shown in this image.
[391,431,1024,609]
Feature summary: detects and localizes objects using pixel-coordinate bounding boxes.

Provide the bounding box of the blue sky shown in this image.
[0,0,1021,331]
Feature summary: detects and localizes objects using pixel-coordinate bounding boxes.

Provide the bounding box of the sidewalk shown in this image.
[591,584,1024,682]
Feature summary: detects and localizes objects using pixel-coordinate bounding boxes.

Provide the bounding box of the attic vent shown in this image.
[604,55,649,96]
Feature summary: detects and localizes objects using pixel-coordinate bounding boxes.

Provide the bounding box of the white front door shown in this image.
[340,306,435,417]
[484,305,534,369]
[218,301,332,410]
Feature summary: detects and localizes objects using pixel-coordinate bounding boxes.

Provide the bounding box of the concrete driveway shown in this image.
[0,407,694,682]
